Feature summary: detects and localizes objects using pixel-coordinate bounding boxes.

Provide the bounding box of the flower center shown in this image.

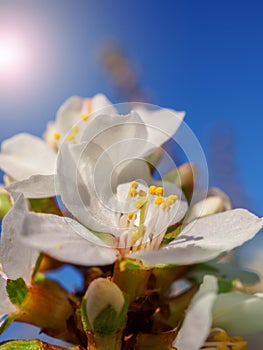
[118,181,178,254]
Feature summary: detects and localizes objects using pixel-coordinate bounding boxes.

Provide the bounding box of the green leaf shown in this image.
[6,278,28,306]
[0,191,12,219]
[0,315,16,335]
[0,339,84,349]
[188,262,260,286]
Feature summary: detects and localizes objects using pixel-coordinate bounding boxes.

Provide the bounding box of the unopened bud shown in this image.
[186,196,225,222]
[83,278,127,335]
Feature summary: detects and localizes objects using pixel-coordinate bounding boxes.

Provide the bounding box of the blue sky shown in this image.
[1,0,263,213]
[1,0,263,342]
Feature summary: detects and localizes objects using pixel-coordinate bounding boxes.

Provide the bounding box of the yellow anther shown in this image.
[128,188,137,197]
[167,194,178,204]
[138,190,147,197]
[67,134,75,141]
[148,185,157,195]
[217,345,230,350]
[130,181,139,189]
[81,114,89,121]
[128,212,135,220]
[53,132,60,140]
[72,125,79,133]
[155,197,164,206]
[155,187,164,196]
[55,243,62,250]
[214,332,231,342]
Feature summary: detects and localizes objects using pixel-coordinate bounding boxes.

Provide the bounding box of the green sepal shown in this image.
[80,298,92,332]
[217,279,233,293]
[6,278,28,306]
[0,191,12,219]
[93,294,128,336]
[92,231,116,247]
[188,262,260,286]
[162,169,179,184]
[150,264,188,295]
[161,225,182,247]
[0,339,85,349]
[0,315,16,335]
[29,198,62,216]
[113,259,152,303]
[121,260,141,270]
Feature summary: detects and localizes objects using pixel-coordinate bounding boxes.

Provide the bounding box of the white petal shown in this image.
[213,292,263,335]
[177,209,263,252]
[55,96,85,142]
[80,112,149,159]
[91,93,117,116]
[0,134,56,181]
[131,210,262,265]
[55,94,117,144]
[6,174,56,198]
[116,159,152,185]
[56,141,119,233]
[0,195,39,283]
[19,212,118,266]
[134,106,185,155]
[174,275,218,350]
[0,277,15,320]
[131,244,220,266]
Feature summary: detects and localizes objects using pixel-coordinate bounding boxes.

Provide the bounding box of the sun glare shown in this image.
[0,38,24,74]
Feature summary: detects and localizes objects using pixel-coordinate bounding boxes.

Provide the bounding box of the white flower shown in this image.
[0,94,114,197]
[15,114,263,267]
[0,195,38,321]
[3,95,185,199]
[174,275,263,350]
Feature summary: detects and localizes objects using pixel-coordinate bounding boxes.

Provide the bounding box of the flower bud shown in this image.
[82,278,128,350]
[83,278,127,335]
[186,196,225,223]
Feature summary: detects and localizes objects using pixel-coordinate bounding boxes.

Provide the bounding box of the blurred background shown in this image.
[0,0,263,344]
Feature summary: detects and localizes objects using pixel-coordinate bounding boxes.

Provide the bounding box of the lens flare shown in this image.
[0,38,24,75]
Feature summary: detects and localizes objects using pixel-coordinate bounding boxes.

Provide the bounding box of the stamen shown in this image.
[53,132,60,140]
[138,190,147,197]
[81,114,89,121]
[155,187,164,196]
[128,188,137,197]
[67,134,75,141]
[128,212,135,220]
[154,197,164,206]
[134,198,147,209]
[72,125,79,133]
[130,181,139,189]
[149,185,157,195]
[119,182,178,253]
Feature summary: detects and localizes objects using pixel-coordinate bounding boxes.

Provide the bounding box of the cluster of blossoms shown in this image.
[0,94,263,350]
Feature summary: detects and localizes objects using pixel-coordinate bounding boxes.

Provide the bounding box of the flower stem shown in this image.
[87,331,123,350]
